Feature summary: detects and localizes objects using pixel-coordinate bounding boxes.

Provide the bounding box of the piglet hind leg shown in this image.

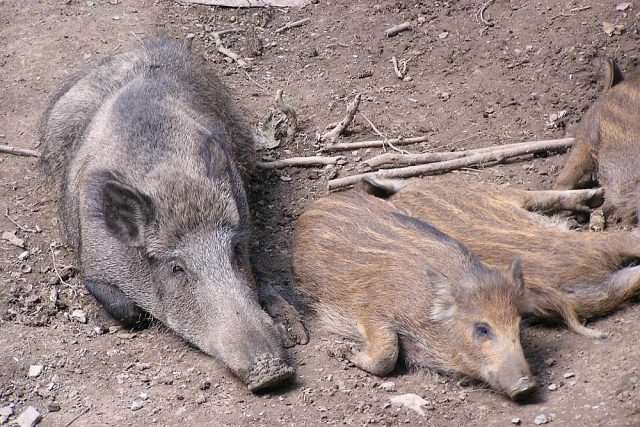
[85,279,151,328]
[351,319,399,376]
[259,283,310,348]
[553,141,598,190]
[519,188,605,214]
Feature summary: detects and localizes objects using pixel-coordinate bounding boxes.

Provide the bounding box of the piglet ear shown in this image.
[103,180,154,248]
[508,257,525,295]
[427,268,457,321]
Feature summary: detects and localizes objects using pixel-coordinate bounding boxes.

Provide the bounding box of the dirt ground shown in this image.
[1,0,640,426]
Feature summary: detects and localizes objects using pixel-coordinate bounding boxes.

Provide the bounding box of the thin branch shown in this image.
[365,138,560,169]
[50,243,70,287]
[327,137,574,190]
[359,112,409,154]
[384,22,412,37]
[391,56,405,79]
[243,69,268,91]
[274,18,310,34]
[257,156,343,169]
[320,93,362,146]
[212,30,248,67]
[0,145,40,157]
[321,135,429,152]
[5,207,39,233]
[477,0,496,27]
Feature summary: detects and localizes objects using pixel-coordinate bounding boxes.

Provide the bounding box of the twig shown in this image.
[327,137,574,190]
[320,93,362,146]
[477,0,496,27]
[365,139,552,169]
[243,69,268,91]
[384,22,412,37]
[321,135,429,152]
[5,207,38,233]
[212,30,248,67]
[391,56,407,79]
[570,5,591,12]
[274,18,310,34]
[50,243,70,287]
[63,407,90,427]
[257,156,343,169]
[0,145,40,157]
[359,112,409,154]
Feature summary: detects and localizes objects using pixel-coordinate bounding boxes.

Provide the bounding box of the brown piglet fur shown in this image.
[362,177,640,339]
[293,191,536,401]
[554,59,640,226]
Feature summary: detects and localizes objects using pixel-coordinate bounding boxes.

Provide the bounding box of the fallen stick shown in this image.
[477,0,496,27]
[0,145,40,157]
[212,30,248,67]
[391,56,406,79]
[384,22,412,37]
[365,138,573,168]
[321,93,362,146]
[274,17,310,34]
[257,156,343,169]
[327,137,574,190]
[321,135,429,152]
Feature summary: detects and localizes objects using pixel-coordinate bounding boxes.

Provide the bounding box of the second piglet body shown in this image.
[293,191,535,400]
[554,60,640,226]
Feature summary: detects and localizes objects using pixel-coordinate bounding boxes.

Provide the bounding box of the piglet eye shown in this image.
[473,323,493,340]
[171,263,185,273]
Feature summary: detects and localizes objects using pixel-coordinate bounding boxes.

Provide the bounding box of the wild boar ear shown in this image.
[103,180,154,248]
[427,268,457,321]
[508,257,525,295]
[356,176,404,199]
[605,58,624,89]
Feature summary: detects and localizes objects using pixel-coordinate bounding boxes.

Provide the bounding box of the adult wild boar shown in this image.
[292,191,536,401]
[361,177,640,339]
[554,59,640,226]
[39,39,296,391]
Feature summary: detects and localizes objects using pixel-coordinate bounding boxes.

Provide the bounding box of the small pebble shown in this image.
[379,381,396,392]
[18,251,30,260]
[131,400,144,411]
[511,417,522,425]
[533,414,549,425]
[545,358,556,367]
[28,365,43,378]
[16,406,41,427]
[563,372,575,379]
[195,394,206,404]
[548,383,558,391]
[438,31,449,39]
[139,393,149,401]
[47,403,60,413]
[71,309,87,324]
[0,406,13,417]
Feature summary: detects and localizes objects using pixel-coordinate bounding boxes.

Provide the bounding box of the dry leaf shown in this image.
[616,2,632,12]
[1,230,25,248]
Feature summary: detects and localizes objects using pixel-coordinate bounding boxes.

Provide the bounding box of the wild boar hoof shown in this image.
[509,376,537,401]
[247,353,295,392]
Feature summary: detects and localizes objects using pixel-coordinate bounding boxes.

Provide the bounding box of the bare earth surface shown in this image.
[1,1,640,426]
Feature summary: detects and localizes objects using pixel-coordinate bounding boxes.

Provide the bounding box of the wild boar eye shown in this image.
[473,323,493,341]
[171,263,185,274]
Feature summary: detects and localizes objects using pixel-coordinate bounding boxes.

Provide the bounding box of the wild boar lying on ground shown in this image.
[361,177,640,339]
[39,39,298,391]
[292,191,536,401]
[554,59,640,227]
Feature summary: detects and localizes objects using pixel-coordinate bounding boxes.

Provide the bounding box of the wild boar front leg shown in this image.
[351,319,399,376]
[519,188,605,214]
[84,279,150,328]
[553,142,598,190]
[259,283,310,348]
